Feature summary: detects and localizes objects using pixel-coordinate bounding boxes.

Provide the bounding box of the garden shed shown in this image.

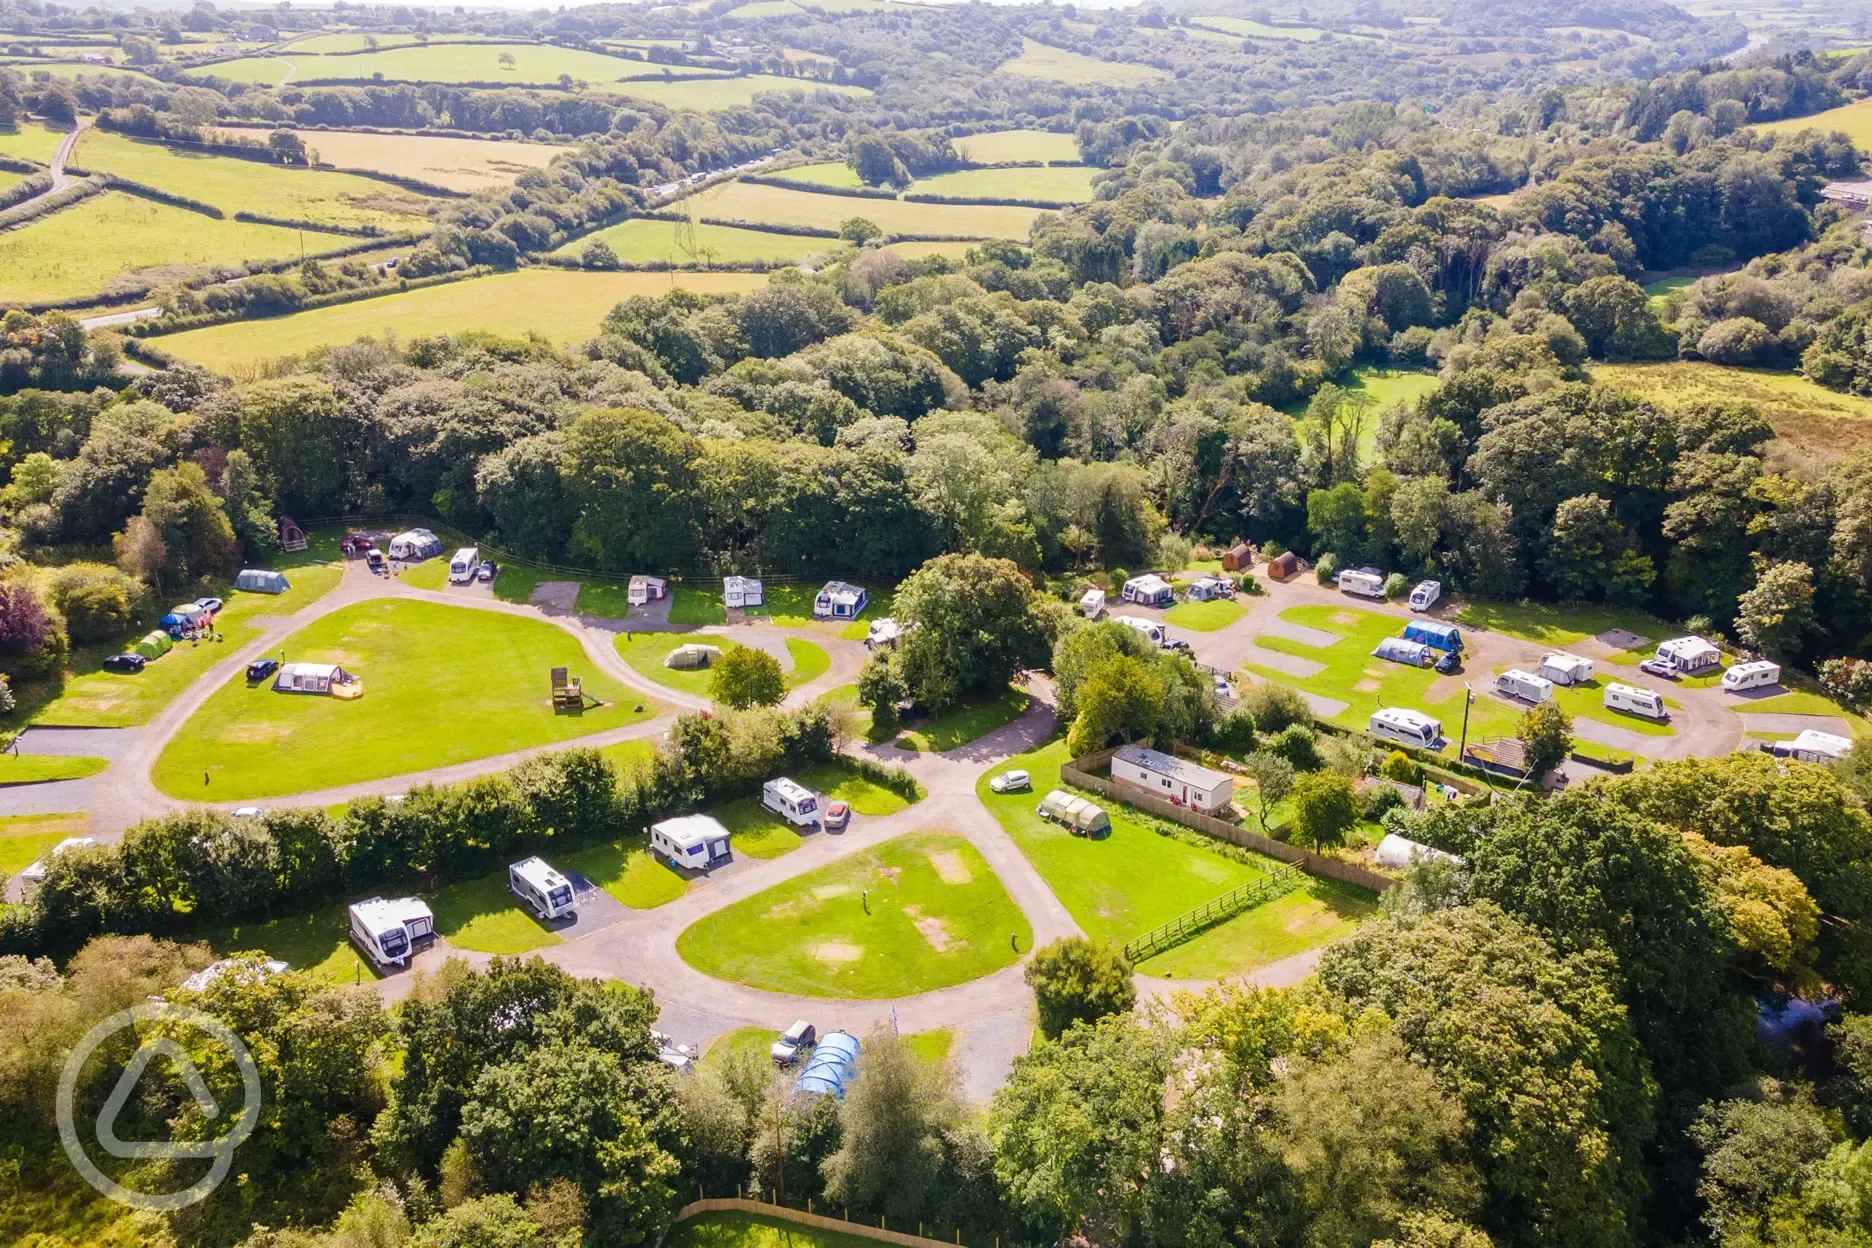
[665,643,723,670]
[134,631,173,659]
[1221,542,1254,572]
[273,662,358,695]
[387,528,442,560]
[723,575,764,608]
[235,568,290,594]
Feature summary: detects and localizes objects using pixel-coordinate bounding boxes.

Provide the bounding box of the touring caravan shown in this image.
[1114,615,1166,646]
[1769,729,1853,764]
[1079,588,1106,620]
[1372,637,1436,668]
[629,575,668,606]
[762,778,822,828]
[508,856,576,921]
[1604,682,1668,721]
[1722,660,1782,692]
[348,897,434,970]
[1408,580,1442,611]
[1369,707,1445,750]
[1338,567,1386,599]
[1121,574,1175,607]
[1655,636,1723,676]
[387,528,442,561]
[814,581,868,620]
[1494,668,1554,704]
[448,547,480,584]
[722,575,763,608]
[650,814,733,871]
[865,618,904,650]
[1537,652,1595,686]
[1402,620,1463,652]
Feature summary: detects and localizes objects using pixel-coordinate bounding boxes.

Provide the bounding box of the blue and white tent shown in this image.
[795,1030,860,1098]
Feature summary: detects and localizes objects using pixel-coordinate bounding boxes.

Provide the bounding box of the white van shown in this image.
[508,856,576,920]
[1604,682,1668,721]
[1369,707,1444,749]
[1339,568,1385,599]
[762,777,821,828]
[348,897,434,969]
[1114,615,1166,646]
[1495,668,1554,704]
[448,547,480,584]
[1722,660,1782,693]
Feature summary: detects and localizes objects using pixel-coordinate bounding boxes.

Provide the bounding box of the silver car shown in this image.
[990,769,1032,794]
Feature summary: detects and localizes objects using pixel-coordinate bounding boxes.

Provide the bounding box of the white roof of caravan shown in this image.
[653,813,731,849]
[1500,668,1553,689]
[392,528,438,544]
[723,575,760,590]
[451,546,478,559]
[1079,588,1105,603]
[1373,707,1442,731]
[767,777,816,802]
[1540,652,1592,672]
[1728,660,1780,676]
[278,662,344,680]
[1375,833,1463,870]
[1605,681,1658,699]
[350,896,432,932]
[511,856,570,891]
[818,580,864,601]
[1793,729,1853,756]
[1124,574,1173,593]
[1114,743,1230,790]
[183,958,289,993]
[1658,636,1720,660]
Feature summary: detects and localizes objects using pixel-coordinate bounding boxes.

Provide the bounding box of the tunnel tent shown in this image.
[235,568,290,594]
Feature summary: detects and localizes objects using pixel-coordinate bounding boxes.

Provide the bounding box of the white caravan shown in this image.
[1604,682,1668,721]
[348,897,434,970]
[650,814,733,871]
[508,856,576,920]
[1494,668,1555,704]
[448,547,479,584]
[1772,729,1853,764]
[1722,660,1782,692]
[1113,615,1166,646]
[1408,580,1442,611]
[1338,568,1386,599]
[1537,653,1595,686]
[762,778,821,828]
[1369,707,1445,750]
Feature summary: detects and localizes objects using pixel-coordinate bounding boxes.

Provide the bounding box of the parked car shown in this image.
[657,1043,693,1074]
[231,807,268,819]
[822,800,850,831]
[1639,657,1680,680]
[366,550,385,572]
[990,769,1032,794]
[102,653,146,674]
[1213,674,1232,695]
[477,560,497,582]
[194,597,225,614]
[1165,638,1193,654]
[771,1020,817,1065]
[246,658,279,682]
[1434,651,1461,675]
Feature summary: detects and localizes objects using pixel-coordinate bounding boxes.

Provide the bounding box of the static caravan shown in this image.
[1338,567,1386,599]
[814,580,868,620]
[1372,637,1436,668]
[1495,668,1554,704]
[1655,636,1723,676]
[1079,588,1107,620]
[448,547,480,584]
[629,575,668,606]
[234,568,290,594]
[650,814,733,871]
[1771,729,1854,765]
[508,856,576,920]
[1121,574,1175,607]
[348,897,434,970]
[1111,743,1235,813]
[1604,682,1668,720]
[1402,619,1463,652]
[1369,707,1445,750]
[273,662,357,695]
[1036,790,1112,837]
[723,575,763,608]
[182,958,289,993]
[664,643,723,670]
[762,777,822,828]
[1538,652,1595,686]
[1723,660,1782,692]
[1114,615,1166,646]
[1374,833,1463,871]
[387,528,442,561]
[1186,576,1233,602]
[1408,580,1442,611]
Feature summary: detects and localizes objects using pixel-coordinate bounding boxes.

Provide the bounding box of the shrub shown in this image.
[1379,750,1423,784]
[1239,682,1312,735]
[580,239,620,270]
[1268,722,1322,772]
[1389,325,1435,368]
[1697,317,1772,366]
[1314,552,1338,585]
[1821,657,1872,708]
[1359,781,1404,821]
[42,564,140,645]
[1383,571,1409,600]
[0,580,66,683]
[1210,706,1257,754]
[1023,936,1136,1040]
[1291,771,1357,850]
[1237,572,1260,594]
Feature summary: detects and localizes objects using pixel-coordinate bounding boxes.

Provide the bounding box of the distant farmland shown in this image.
[951,129,1082,164]
[208,126,569,193]
[1000,38,1168,86]
[688,179,1047,239]
[553,219,849,267]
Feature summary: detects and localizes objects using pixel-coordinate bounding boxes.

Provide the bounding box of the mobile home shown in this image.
[1338,567,1386,599]
[1770,729,1854,765]
[1655,636,1723,676]
[1114,615,1166,646]
[649,814,733,871]
[1537,652,1594,686]
[1121,574,1175,607]
[18,836,98,883]
[348,897,434,969]
[508,856,577,920]
[1369,707,1445,750]
[762,777,822,828]
[448,547,480,584]
[1402,619,1463,652]
[814,580,868,620]
[1372,637,1436,668]
[1604,682,1667,720]
[1722,660,1782,692]
[1111,743,1234,813]
[1494,668,1554,704]
[1079,588,1106,619]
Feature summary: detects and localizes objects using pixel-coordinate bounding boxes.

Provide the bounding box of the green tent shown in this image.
[134,631,174,660]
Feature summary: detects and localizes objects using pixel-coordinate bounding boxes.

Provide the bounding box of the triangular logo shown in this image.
[96,1038,223,1160]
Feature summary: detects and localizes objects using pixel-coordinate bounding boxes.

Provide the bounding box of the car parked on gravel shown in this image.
[822,800,850,831]
[771,1020,817,1065]
[478,560,497,582]
[1639,657,1680,680]
[195,597,224,614]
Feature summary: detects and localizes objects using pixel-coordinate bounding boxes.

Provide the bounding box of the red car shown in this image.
[822,801,850,831]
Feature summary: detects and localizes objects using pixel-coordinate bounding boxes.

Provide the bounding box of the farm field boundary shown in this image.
[671,1200,963,1248]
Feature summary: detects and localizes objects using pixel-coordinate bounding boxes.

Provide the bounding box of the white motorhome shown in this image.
[1369,707,1445,750]
[348,897,434,969]
[508,856,576,920]
[1723,660,1782,692]
[1338,568,1386,599]
[1604,682,1668,720]
[650,814,733,871]
[1114,615,1166,646]
[1495,668,1554,704]
[1408,580,1442,611]
[1537,653,1595,687]
[1771,729,1854,764]
[762,778,821,828]
[448,547,480,584]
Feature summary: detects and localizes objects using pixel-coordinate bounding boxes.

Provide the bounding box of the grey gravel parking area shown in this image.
[1739,712,1852,736]
[12,727,137,758]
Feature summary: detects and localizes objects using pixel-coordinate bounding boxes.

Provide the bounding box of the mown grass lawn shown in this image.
[0,755,108,784]
[1138,880,1377,979]
[427,869,561,955]
[153,599,658,800]
[1453,598,1674,650]
[0,812,87,879]
[768,159,863,188]
[909,164,1099,202]
[0,120,70,164]
[894,686,1030,751]
[668,589,729,627]
[560,837,689,908]
[676,832,1028,998]
[785,638,830,687]
[207,903,379,986]
[613,632,826,698]
[709,794,803,859]
[1164,598,1246,631]
[791,758,921,814]
[1541,673,1680,737]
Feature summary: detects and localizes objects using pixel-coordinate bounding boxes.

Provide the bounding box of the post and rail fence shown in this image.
[1122,864,1305,963]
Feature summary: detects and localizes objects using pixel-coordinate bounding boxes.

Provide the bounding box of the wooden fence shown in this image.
[1122,864,1304,963]
[670,1198,970,1248]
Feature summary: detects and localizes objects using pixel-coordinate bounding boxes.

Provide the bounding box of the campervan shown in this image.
[1369,707,1445,750]
[1604,682,1668,721]
[1338,567,1386,599]
[348,897,434,970]
[865,618,904,650]
[1495,669,1555,704]
[762,778,822,828]
[1114,615,1166,646]
[1537,653,1595,687]
[448,547,480,584]
[508,856,576,921]
[1408,580,1442,611]
[1723,660,1782,693]
[650,814,733,871]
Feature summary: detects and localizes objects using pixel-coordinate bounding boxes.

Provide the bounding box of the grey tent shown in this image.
[1371,637,1435,667]
[235,568,290,594]
[1036,789,1112,837]
[665,643,724,670]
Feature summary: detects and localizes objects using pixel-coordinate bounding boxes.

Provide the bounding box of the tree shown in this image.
[1066,652,1165,757]
[894,553,1048,711]
[822,1025,970,1225]
[840,217,883,245]
[857,651,908,734]
[409,1194,550,1248]
[1541,494,1628,603]
[42,564,137,645]
[1514,701,1573,778]
[0,579,61,681]
[235,376,346,515]
[114,515,168,592]
[1291,772,1356,850]
[1024,936,1137,1040]
[561,407,703,571]
[218,449,277,558]
[140,462,237,587]
[1242,751,1295,834]
[1734,560,1817,658]
[1307,481,1367,563]
[710,646,784,709]
[498,50,517,69]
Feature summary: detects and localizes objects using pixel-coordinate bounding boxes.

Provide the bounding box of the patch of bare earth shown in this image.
[929,851,972,884]
[815,941,863,964]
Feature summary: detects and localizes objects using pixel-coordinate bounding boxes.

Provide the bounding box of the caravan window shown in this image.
[548,885,573,910]
[378,928,408,960]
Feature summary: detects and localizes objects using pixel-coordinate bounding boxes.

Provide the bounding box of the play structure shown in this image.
[551,666,599,710]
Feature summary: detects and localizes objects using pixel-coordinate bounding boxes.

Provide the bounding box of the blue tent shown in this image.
[795,1031,860,1098]
[1402,619,1462,651]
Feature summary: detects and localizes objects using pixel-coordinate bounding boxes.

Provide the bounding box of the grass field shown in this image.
[0,120,68,164]
[1595,361,1872,452]
[676,832,1029,997]
[951,129,1081,164]
[1454,598,1673,649]
[551,218,848,267]
[709,793,805,859]
[209,125,567,193]
[560,836,691,908]
[786,638,832,687]
[1642,274,1698,312]
[197,42,661,87]
[895,686,1030,751]
[768,160,864,188]
[688,179,1045,240]
[586,74,872,110]
[1755,97,1872,148]
[1163,598,1246,631]
[727,0,803,16]
[1000,38,1168,86]
[614,632,748,698]
[428,869,561,954]
[1345,367,1440,409]
[667,1212,884,1248]
[0,754,108,784]
[1190,15,1327,39]
[792,758,921,814]
[75,129,432,231]
[889,240,979,261]
[0,812,87,880]
[0,193,317,305]
[208,903,379,985]
[909,164,1099,203]
[155,269,770,371]
[0,61,159,82]
[39,538,346,727]
[151,599,658,800]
